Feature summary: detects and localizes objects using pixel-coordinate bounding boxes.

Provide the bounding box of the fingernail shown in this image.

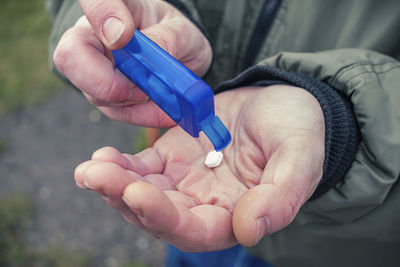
[76,181,86,189]
[122,195,143,217]
[102,16,125,45]
[83,179,95,190]
[255,216,270,245]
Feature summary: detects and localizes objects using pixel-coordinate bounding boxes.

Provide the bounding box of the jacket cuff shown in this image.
[48,0,83,86]
[215,65,361,200]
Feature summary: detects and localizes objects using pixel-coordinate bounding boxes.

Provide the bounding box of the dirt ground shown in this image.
[0,88,165,266]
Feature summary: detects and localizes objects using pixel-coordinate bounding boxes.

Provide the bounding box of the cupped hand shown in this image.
[53,0,212,127]
[74,85,325,251]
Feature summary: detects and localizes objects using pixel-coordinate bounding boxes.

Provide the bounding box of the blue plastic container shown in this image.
[112,30,231,151]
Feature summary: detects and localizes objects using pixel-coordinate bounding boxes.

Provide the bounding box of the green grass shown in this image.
[0,194,34,266]
[0,193,150,267]
[0,0,61,117]
[132,128,149,153]
[0,139,7,154]
[0,194,91,267]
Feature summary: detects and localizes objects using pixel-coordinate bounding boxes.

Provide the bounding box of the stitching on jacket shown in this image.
[339,65,399,84]
[333,60,396,80]
[331,60,399,85]
[341,66,400,85]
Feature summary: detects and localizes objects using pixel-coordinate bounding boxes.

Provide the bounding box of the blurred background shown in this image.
[0,1,164,266]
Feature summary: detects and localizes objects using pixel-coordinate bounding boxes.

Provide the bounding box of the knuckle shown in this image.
[74,15,90,27]
[99,71,119,102]
[161,26,179,57]
[86,92,110,107]
[144,26,179,58]
[53,28,77,73]
[155,108,166,128]
[82,0,104,14]
[153,107,173,128]
[163,27,179,58]
[53,38,69,73]
[84,68,120,104]
[81,0,109,26]
[113,106,131,123]
[282,193,302,226]
[87,97,105,107]
[52,48,65,73]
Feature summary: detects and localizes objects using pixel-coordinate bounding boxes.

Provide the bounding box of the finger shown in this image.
[123,148,165,175]
[102,195,145,229]
[74,160,99,188]
[81,160,146,228]
[91,146,176,190]
[83,89,149,107]
[97,101,176,127]
[123,182,236,252]
[53,20,141,104]
[233,137,324,247]
[75,160,144,226]
[79,0,134,49]
[54,22,176,127]
[83,161,142,197]
[141,19,211,76]
[92,146,165,176]
[233,184,298,247]
[91,146,131,167]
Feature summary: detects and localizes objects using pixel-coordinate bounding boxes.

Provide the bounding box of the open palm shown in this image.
[74,85,325,251]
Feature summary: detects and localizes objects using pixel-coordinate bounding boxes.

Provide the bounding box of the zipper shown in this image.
[242,0,282,70]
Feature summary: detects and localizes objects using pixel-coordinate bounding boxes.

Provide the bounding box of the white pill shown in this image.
[205,150,223,168]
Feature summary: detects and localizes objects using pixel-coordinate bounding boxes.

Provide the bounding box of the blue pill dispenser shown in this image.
[112,29,231,151]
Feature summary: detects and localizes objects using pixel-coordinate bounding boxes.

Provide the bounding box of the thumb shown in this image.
[232,184,302,247]
[79,0,134,49]
[233,139,324,247]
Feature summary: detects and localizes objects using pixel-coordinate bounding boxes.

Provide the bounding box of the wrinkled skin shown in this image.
[54,0,325,252]
[74,85,325,251]
[53,0,212,127]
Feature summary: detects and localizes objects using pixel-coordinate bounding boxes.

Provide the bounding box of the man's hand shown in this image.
[53,0,212,127]
[74,85,325,251]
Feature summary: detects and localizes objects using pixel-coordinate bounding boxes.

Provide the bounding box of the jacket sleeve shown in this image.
[222,49,400,222]
[47,0,83,83]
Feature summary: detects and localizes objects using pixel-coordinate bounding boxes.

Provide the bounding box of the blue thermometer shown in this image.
[112,30,231,151]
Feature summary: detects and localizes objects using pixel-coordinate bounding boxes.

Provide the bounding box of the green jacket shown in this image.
[48,0,400,266]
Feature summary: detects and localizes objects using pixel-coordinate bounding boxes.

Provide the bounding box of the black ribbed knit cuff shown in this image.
[215,65,361,200]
